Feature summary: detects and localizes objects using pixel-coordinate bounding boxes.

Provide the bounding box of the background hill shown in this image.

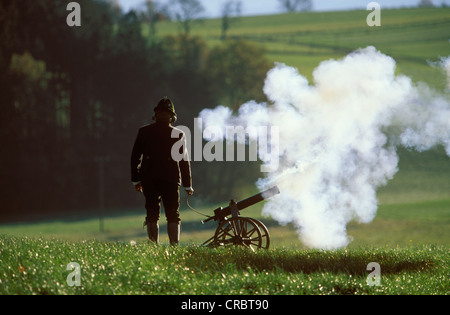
[155,7,450,89]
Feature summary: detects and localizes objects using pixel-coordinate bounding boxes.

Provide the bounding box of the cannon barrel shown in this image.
[203,186,280,223]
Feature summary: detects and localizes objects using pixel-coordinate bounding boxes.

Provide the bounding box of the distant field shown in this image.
[154,8,450,89]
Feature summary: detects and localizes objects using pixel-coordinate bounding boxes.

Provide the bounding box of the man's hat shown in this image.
[154,97,177,121]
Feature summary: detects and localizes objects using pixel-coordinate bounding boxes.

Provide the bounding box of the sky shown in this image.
[117,0,450,17]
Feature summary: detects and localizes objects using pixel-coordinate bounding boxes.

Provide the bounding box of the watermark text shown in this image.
[171,118,279,172]
[367,2,381,27]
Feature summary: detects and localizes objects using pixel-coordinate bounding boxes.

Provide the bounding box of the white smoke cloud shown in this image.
[439,55,450,90]
[198,46,450,249]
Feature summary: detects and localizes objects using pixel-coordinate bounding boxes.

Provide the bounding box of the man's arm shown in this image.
[179,155,191,182]
[130,129,143,186]
[178,133,193,194]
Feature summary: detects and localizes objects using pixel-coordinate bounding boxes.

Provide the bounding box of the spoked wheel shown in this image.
[248,218,270,250]
[213,217,263,251]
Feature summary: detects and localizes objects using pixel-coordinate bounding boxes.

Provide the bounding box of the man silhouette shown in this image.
[130,97,193,245]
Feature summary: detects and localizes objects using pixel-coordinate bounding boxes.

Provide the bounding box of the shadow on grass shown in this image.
[183,246,436,276]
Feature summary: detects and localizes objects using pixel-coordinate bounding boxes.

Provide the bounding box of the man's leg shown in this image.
[142,181,161,243]
[167,222,180,246]
[146,221,159,244]
[161,182,181,245]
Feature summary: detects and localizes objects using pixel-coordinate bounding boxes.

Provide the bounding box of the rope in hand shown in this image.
[185,194,212,219]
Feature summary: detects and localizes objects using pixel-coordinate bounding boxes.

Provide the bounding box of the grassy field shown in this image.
[154,7,450,90]
[1,8,449,295]
[0,236,447,295]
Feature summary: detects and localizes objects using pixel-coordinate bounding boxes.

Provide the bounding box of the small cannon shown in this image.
[201,186,280,250]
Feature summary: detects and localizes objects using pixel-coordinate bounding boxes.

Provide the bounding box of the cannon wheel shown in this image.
[248,218,270,250]
[213,217,263,251]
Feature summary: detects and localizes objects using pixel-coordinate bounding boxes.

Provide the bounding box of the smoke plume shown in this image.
[198,46,450,249]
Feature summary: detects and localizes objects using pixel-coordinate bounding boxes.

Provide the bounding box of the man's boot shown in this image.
[145,220,159,244]
[167,222,180,246]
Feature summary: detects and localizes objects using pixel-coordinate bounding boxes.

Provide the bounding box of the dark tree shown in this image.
[140,0,170,36]
[206,39,271,109]
[278,0,313,12]
[170,0,205,35]
[221,0,241,40]
[418,0,435,7]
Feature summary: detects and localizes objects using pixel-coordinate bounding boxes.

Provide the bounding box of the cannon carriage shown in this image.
[200,186,280,250]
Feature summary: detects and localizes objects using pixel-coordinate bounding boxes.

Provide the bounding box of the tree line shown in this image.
[0,0,271,222]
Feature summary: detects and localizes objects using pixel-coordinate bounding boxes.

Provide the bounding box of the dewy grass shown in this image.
[0,235,447,295]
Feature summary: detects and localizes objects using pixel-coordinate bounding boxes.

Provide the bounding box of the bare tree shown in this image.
[417,0,435,7]
[170,0,205,35]
[278,0,313,12]
[221,0,241,40]
[140,0,170,36]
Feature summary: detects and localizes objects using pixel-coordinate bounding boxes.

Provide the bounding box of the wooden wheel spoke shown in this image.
[248,218,271,250]
[213,217,263,249]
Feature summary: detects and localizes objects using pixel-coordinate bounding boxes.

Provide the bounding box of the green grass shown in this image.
[0,235,447,295]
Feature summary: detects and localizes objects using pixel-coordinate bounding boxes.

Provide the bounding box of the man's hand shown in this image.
[134,181,143,193]
[184,187,194,196]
